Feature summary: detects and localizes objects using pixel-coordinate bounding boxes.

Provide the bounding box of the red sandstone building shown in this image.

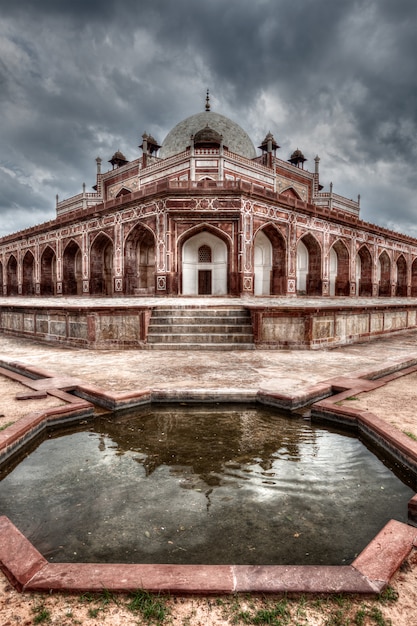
[1,95,417,299]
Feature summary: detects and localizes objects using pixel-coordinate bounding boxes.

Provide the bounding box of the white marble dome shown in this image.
[160,111,257,159]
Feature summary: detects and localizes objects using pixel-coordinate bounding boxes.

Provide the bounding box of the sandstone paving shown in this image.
[1,328,417,397]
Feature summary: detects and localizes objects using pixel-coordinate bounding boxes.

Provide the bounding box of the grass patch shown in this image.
[32,604,51,624]
[378,586,399,603]
[0,421,14,431]
[127,589,170,624]
[403,430,417,441]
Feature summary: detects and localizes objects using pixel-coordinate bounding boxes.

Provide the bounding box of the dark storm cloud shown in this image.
[0,0,416,236]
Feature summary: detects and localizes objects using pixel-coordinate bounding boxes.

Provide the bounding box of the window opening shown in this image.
[198,245,212,263]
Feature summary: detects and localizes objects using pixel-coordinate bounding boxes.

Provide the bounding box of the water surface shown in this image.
[0,404,413,565]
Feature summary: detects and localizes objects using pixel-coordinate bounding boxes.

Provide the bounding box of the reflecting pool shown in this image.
[0,404,414,565]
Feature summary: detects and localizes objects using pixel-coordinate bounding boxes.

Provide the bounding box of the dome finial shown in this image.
[205,89,211,112]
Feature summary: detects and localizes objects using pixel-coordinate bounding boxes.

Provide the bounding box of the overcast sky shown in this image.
[0,0,416,238]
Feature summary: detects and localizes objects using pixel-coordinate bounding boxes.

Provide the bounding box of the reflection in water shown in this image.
[0,404,414,566]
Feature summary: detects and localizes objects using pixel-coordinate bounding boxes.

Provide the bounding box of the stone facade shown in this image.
[1,103,417,299]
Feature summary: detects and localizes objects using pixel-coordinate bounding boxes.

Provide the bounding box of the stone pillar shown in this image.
[286,220,297,296]
[82,228,90,295]
[156,203,168,294]
[34,241,40,295]
[113,218,124,294]
[56,237,62,295]
[239,202,254,295]
[16,248,22,295]
[321,227,330,297]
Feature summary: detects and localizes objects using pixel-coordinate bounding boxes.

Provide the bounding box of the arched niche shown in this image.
[411,258,417,297]
[90,233,114,295]
[254,230,272,296]
[63,240,82,295]
[395,255,407,297]
[378,251,391,296]
[297,234,321,295]
[182,231,227,295]
[124,225,156,295]
[6,255,18,296]
[356,246,373,296]
[40,247,56,296]
[329,240,350,296]
[22,250,35,295]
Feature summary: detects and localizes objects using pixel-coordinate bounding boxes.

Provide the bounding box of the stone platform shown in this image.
[1,325,417,595]
[1,295,417,349]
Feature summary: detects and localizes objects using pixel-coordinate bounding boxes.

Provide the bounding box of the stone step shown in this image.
[146,306,254,350]
[146,342,255,351]
[149,316,251,326]
[151,308,249,318]
[148,323,253,334]
[147,333,254,344]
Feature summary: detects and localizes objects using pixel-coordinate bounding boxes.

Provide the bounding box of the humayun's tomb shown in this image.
[1,92,417,349]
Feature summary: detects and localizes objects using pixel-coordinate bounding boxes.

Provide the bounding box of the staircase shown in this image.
[146,306,254,350]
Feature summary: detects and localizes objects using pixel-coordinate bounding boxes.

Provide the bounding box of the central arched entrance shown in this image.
[182,231,227,295]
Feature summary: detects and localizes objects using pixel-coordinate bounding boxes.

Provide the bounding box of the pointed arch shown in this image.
[297,233,322,295]
[90,233,114,295]
[6,254,18,296]
[116,187,132,198]
[124,224,156,294]
[329,239,350,296]
[22,250,35,295]
[40,246,56,295]
[281,186,302,200]
[378,251,391,296]
[356,245,373,296]
[254,224,287,295]
[411,258,417,297]
[63,239,82,295]
[254,230,272,295]
[395,254,407,296]
[180,227,228,295]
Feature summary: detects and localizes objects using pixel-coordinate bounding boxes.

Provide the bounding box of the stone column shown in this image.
[113,217,124,294]
[286,219,297,295]
[56,236,62,295]
[239,201,254,295]
[156,203,168,293]
[34,241,40,295]
[82,228,90,295]
[321,227,330,296]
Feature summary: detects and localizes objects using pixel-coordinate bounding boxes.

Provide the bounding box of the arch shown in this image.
[124,224,156,295]
[181,230,228,295]
[378,251,391,296]
[40,246,56,295]
[90,233,114,295]
[296,233,322,295]
[254,230,272,295]
[6,254,18,296]
[395,254,407,296]
[356,245,373,296]
[412,258,417,297]
[22,250,35,295]
[116,187,132,197]
[280,186,302,200]
[329,240,350,296]
[254,225,287,295]
[63,240,82,295]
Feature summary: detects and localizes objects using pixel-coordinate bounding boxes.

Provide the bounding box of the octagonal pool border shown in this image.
[1,358,417,595]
